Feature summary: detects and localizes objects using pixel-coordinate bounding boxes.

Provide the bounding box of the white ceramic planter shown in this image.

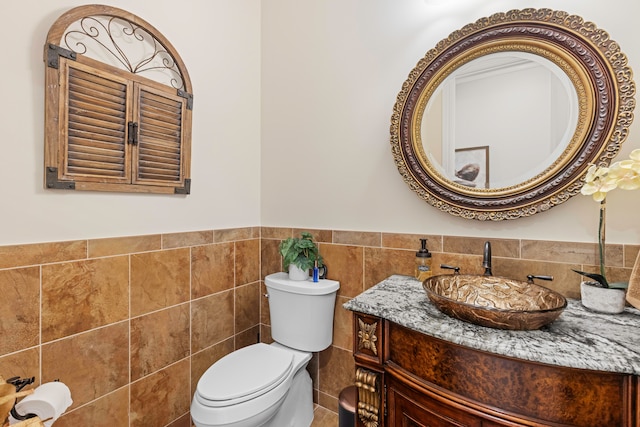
[580,282,626,314]
[288,264,309,281]
[627,250,640,310]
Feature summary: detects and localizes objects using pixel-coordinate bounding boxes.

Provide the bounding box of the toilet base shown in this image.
[264,365,313,427]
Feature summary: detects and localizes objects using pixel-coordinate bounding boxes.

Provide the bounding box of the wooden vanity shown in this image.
[345,275,640,427]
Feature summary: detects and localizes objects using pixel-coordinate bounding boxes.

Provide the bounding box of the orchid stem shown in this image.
[599,199,607,286]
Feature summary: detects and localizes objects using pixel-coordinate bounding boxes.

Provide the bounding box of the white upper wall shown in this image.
[260,0,640,244]
[0,0,261,245]
[1,0,638,246]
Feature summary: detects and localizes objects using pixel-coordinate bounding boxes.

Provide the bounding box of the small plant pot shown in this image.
[580,282,626,314]
[288,264,309,281]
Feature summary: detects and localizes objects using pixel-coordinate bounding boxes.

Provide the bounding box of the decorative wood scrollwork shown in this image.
[357,318,378,355]
[355,368,380,427]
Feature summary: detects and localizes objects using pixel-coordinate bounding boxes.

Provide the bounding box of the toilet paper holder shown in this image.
[6,376,38,421]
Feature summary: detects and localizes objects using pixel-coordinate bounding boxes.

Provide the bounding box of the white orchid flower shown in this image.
[609,162,640,190]
[580,164,616,201]
[581,150,640,199]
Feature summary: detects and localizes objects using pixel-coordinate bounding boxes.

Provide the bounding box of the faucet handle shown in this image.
[440,264,460,275]
[527,274,554,284]
[482,241,492,276]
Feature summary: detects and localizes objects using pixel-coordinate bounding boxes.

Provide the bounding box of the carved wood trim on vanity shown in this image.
[354,313,383,365]
[355,367,382,427]
[354,313,385,427]
[352,312,640,427]
[358,318,379,356]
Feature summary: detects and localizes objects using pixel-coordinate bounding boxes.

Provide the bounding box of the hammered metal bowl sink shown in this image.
[422,274,567,330]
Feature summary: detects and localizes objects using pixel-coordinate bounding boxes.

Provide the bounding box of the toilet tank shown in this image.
[265,272,340,352]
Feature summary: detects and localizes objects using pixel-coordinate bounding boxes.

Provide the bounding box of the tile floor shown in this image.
[311,406,339,427]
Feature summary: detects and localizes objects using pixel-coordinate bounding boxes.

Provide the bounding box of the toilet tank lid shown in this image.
[265,272,339,295]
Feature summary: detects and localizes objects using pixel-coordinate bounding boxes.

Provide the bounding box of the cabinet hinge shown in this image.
[177,89,193,110]
[175,179,191,195]
[45,167,75,190]
[47,44,77,69]
[384,383,387,418]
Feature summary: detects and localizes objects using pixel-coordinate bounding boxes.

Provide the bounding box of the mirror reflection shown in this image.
[421,52,578,189]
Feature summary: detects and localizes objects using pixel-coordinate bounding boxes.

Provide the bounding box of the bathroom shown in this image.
[0,0,638,426]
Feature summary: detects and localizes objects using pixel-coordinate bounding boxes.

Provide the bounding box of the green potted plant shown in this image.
[574,148,640,313]
[279,232,324,280]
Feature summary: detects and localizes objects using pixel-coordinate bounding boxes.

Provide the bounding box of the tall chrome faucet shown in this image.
[482,241,492,276]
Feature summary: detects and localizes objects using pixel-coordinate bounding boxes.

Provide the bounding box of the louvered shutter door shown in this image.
[133,84,186,187]
[61,60,131,183]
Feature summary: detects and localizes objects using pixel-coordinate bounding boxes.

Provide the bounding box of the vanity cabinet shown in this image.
[353,312,639,427]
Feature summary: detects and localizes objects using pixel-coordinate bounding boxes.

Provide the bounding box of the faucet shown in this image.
[482,241,492,276]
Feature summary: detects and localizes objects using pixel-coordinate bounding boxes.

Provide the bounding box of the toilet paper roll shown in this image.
[12,382,72,427]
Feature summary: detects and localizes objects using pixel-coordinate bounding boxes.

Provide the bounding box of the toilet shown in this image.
[191,272,340,427]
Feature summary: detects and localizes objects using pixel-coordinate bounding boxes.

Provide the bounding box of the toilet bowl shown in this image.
[191,273,340,427]
[191,343,312,427]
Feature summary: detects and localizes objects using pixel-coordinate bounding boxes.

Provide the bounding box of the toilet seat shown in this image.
[196,343,294,407]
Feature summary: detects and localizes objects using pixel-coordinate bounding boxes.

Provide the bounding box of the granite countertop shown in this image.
[344,275,640,375]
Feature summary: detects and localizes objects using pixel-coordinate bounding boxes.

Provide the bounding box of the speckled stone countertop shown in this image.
[344,275,640,375]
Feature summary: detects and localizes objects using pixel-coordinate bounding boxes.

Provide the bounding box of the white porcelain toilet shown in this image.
[191,272,340,427]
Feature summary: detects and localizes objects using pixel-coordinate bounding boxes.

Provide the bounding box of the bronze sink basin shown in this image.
[422,274,567,330]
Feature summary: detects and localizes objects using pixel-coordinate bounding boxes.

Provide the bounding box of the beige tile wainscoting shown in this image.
[0,227,637,426]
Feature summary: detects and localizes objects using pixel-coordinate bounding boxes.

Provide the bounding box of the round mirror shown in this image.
[391,9,635,220]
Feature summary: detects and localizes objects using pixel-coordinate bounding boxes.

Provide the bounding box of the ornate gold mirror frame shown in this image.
[390,9,635,220]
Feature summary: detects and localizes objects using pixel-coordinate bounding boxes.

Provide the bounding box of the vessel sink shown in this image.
[422,274,567,330]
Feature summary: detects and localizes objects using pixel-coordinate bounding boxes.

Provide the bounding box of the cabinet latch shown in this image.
[127,121,139,145]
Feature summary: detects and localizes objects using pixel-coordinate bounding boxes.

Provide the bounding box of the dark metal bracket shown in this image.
[46,167,75,190]
[47,44,77,69]
[174,178,191,195]
[6,376,37,421]
[177,90,193,110]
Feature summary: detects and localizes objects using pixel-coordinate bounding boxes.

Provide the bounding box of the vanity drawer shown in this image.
[387,375,482,427]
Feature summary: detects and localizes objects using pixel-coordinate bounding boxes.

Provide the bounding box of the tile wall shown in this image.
[1,226,638,426]
[0,228,261,427]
